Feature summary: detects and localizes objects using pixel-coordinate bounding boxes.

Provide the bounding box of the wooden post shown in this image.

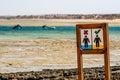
[76,26,84,80]
[77,49,84,80]
[104,53,111,80]
[79,53,84,80]
[104,24,111,80]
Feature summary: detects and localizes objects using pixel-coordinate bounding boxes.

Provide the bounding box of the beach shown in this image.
[0,39,120,73]
[1,19,120,26]
[0,19,119,74]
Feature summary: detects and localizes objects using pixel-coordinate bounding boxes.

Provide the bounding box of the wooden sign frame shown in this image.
[76,23,110,80]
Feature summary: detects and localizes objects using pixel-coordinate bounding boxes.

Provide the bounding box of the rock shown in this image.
[0,66,120,80]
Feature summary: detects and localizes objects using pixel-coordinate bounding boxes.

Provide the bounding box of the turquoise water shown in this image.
[81,45,92,50]
[0,26,119,41]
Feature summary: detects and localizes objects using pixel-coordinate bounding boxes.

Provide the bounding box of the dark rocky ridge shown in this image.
[0,66,120,80]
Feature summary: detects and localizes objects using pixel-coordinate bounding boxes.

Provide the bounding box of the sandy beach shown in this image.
[0,39,120,73]
[0,19,120,26]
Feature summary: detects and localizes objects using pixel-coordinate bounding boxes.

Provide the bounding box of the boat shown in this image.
[42,25,55,30]
[12,24,22,30]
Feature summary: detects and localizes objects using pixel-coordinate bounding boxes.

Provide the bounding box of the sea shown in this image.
[0,26,120,41]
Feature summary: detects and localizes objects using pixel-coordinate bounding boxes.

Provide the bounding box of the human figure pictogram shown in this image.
[83,35,90,48]
[94,35,101,47]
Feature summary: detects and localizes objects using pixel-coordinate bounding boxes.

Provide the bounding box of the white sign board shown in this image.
[92,28,104,49]
[81,29,92,50]
[80,28,104,50]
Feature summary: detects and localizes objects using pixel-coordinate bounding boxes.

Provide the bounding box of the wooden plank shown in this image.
[81,49,105,54]
[76,23,106,29]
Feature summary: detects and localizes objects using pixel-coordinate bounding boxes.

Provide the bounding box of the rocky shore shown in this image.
[0,66,120,80]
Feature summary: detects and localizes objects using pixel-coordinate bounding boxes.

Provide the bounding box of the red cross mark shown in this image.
[84,30,88,35]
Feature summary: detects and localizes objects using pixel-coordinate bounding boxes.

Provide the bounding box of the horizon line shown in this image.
[0,13,120,16]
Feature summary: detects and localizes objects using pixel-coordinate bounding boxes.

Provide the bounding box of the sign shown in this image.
[81,29,92,50]
[92,28,104,49]
[76,23,110,80]
[81,28,104,50]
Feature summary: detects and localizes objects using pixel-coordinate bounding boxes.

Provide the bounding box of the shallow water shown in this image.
[0,26,119,41]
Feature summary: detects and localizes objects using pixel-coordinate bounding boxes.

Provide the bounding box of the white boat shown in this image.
[42,25,55,30]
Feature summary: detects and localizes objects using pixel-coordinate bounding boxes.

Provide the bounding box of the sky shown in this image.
[0,0,120,15]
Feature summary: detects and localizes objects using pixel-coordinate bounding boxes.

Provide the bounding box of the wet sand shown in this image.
[0,39,119,73]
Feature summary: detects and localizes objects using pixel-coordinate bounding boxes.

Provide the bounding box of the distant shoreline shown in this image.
[0,19,120,26]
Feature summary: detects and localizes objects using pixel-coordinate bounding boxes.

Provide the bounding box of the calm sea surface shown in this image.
[0,26,119,41]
